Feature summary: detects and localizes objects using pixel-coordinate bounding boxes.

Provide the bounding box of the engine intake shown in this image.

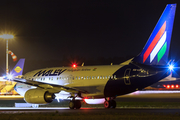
[24,89,55,104]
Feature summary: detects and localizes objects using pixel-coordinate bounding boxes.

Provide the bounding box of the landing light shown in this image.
[7,74,13,80]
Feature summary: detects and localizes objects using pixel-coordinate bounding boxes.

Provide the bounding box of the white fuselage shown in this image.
[20,65,123,98]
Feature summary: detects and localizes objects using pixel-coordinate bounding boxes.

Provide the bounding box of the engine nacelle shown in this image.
[24,89,55,104]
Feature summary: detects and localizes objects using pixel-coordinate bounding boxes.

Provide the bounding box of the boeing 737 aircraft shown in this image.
[7,4,176,109]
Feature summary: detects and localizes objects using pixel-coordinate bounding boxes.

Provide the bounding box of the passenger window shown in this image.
[84,77,86,80]
[92,76,94,79]
[97,76,99,79]
[100,76,102,79]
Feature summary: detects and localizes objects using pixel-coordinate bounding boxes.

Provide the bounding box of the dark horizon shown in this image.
[0,0,180,75]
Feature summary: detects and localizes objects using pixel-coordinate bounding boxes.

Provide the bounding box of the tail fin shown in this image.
[132,4,176,65]
[10,58,25,77]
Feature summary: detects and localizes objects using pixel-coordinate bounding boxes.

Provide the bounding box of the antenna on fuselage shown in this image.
[81,62,84,66]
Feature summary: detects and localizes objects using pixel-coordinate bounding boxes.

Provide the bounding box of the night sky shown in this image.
[0,0,180,74]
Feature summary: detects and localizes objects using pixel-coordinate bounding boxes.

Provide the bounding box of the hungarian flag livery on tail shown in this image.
[133,4,176,65]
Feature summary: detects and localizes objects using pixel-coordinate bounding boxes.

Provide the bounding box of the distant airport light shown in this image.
[0,34,14,39]
[164,84,179,89]
[0,34,14,76]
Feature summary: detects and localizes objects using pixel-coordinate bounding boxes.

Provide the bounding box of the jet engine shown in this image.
[24,89,55,104]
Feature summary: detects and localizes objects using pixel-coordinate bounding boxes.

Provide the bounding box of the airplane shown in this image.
[7,4,176,109]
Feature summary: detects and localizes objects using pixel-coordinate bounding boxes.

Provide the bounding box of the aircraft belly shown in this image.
[74,85,105,98]
[68,79,108,98]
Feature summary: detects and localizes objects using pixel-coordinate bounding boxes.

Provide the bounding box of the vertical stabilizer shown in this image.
[133,4,176,65]
[11,59,25,77]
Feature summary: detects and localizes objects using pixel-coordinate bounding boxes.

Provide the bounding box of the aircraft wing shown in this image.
[12,78,88,94]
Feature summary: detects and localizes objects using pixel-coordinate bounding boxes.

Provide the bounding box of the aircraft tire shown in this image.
[104,100,111,108]
[69,101,75,109]
[104,100,116,108]
[111,100,116,108]
[75,100,81,109]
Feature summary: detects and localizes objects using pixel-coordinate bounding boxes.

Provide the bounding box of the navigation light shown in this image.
[72,64,77,68]
[169,65,174,71]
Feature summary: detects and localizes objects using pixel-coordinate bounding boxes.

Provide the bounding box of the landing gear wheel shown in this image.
[69,100,82,109]
[111,100,116,108]
[104,100,116,109]
[69,101,75,109]
[75,100,81,109]
[104,100,111,108]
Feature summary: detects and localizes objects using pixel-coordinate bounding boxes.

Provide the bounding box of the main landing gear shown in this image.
[104,98,116,108]
[69,100,81,109]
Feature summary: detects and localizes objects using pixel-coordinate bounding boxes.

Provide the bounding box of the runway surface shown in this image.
[0,90,180,114]
[0,107,180,115]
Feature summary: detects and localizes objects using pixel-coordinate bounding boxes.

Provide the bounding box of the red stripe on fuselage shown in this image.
[143,21,166,63]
